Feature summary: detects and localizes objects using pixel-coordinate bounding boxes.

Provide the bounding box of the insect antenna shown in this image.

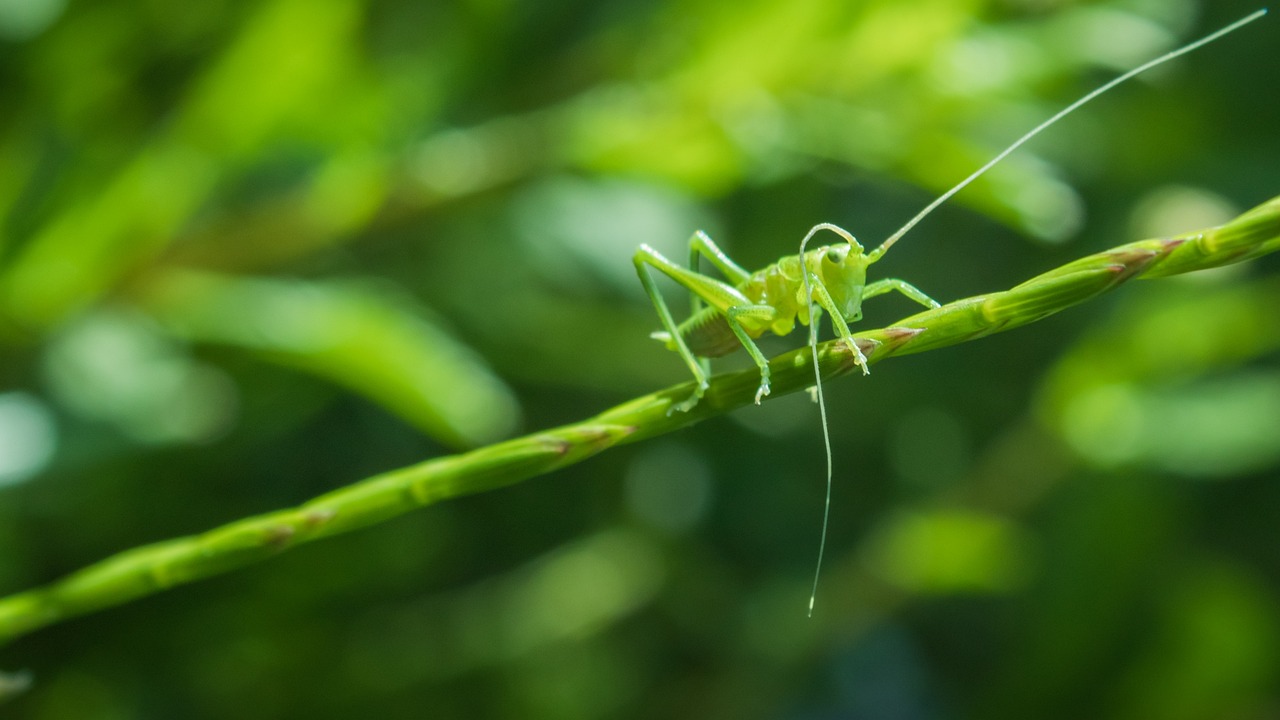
[802,8,1267,616]
[870,8,1268,262]
[797,223,857,616]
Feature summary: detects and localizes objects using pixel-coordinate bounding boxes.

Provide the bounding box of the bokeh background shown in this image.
[1,0,1278,717]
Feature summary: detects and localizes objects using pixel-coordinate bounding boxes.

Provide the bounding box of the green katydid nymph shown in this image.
[632,9,1268,614]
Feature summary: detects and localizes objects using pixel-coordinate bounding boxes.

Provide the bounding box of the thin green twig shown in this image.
[1,193,1277,648]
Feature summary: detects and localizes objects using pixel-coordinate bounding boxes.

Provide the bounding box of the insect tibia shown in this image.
[649,330,672,343]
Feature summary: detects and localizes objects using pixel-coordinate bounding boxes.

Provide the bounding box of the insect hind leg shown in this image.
[687,231,751,316]
[635,243,769,412]
[689,231,751,282]
[633,245,711,412]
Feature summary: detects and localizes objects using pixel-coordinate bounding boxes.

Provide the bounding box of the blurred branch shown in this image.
[1,193,1277,649]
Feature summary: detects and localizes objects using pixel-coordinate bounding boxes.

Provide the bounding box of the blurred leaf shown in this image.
[1039,276,1280,475]
[0,0,375,328]
[139,271,520,448]
[43,308,237,444]
[864,508,1032,595]
[175,0,368,158]
[1054,372,1280,477]
[345,529,663,682]
[0,392,57,487]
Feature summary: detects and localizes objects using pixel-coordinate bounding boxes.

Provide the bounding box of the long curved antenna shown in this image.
[797,222,857,616]
[869,8,1268,262]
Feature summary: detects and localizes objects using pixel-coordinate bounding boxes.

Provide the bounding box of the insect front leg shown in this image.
[809,281,870,374]
[863,278,940,309]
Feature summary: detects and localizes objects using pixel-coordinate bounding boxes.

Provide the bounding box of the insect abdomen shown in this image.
[677,307,742,358]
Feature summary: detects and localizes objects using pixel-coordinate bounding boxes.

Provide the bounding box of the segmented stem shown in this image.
[1,193,1278,647]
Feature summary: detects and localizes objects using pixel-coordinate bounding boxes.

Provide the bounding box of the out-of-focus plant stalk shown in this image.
[1,194,1276,648]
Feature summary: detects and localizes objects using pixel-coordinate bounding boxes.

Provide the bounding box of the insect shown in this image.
[632,9,1267,614]
[634,225,937,408]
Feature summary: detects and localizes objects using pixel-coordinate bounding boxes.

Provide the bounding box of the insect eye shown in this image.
[825,247,847,264]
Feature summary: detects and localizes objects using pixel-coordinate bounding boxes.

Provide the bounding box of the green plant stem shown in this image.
[1,194,1277,648]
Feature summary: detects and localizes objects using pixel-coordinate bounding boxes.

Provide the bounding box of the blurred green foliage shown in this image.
[0,0,1277,717]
